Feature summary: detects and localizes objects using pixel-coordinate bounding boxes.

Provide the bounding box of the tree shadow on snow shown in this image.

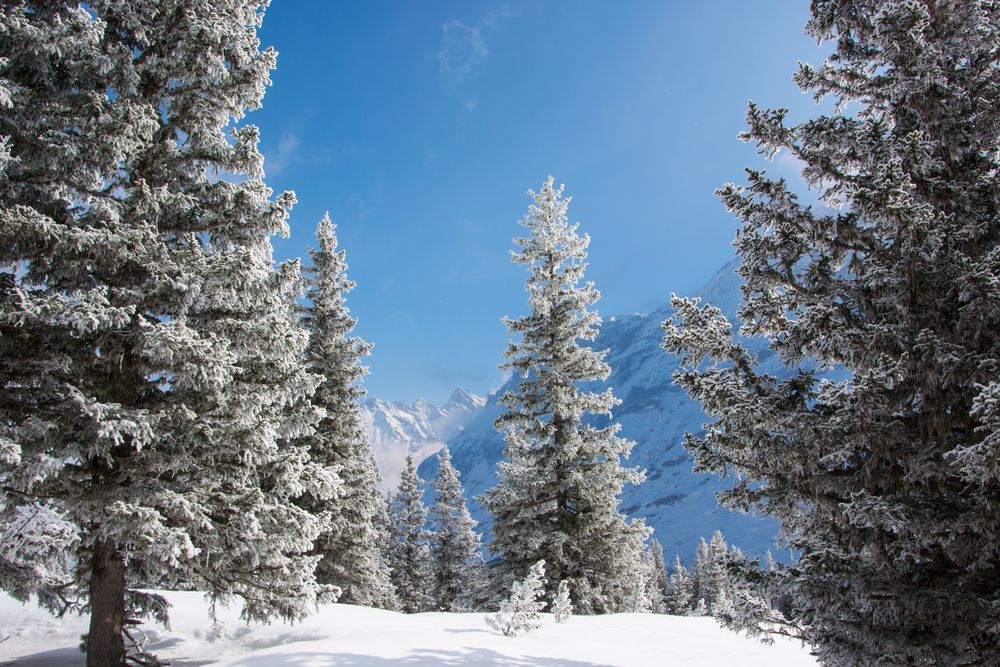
[1,646,84,666]
[1,645,214,667]
[225,648,615,667]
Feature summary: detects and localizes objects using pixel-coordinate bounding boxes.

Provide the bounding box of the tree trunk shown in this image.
[87,538,127,667]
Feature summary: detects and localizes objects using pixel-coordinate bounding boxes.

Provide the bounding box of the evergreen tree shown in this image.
[692,598,708,617]
[664,1,1000,663]
[665,556,694,616]
[429,446,483,611]
[481,176,648,614]
[486,560,547,637]
[645,539,669,613]
[553,579,573,623]
[626,572,652,614]
[704,530,730,611]
[0,2,338,664]
[390,454,434,613]
[691,537,711,609]
[301,215,396,609]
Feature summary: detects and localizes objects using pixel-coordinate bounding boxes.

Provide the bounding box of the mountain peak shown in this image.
[447,387,486,409]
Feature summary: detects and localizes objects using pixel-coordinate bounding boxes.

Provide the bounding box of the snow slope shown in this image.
[0,591,816,666]
[421,261,796,563]
[360,388,486,492]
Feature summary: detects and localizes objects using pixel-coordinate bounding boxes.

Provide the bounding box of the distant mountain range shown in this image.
[369,262,794,562]
[360,388,486,492]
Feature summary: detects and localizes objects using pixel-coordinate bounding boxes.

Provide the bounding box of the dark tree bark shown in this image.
[86,539,126,667]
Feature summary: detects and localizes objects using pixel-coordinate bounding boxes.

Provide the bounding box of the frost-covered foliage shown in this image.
[390,455,434,613]
[665,556,694,616]
[626,573,652,614]
[691,531,730,613]
[710,550,803,648]
[0,504,78,613]
[645,539,669,614]
[0,1,339,664]
[482,177,649,614]
[664,531,758,618]
[553,579,573,623]
[487,560,547,637]
[429,446,483,611]
[301,215,397,609]
[663,1,1000,663]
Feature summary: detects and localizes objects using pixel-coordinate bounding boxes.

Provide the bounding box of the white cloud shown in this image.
[437,6,511,93]
[438,20,489,87]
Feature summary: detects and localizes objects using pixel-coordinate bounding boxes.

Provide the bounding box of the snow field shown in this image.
[0,590,817,666]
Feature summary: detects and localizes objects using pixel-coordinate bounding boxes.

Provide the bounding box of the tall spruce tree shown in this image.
[666,556,694,616]
[301,215,397,609]
[390,454,434,613]
[645,538,669,614]
[481,176,648,614]
[429,445,483,611]
[691,537,712,611]
[664,1,1000,663]
[0,2,340,665]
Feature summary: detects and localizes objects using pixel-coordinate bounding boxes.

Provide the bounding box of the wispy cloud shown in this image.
[437,6,511,102]
[264,133,299,177]
[438,20,489,87]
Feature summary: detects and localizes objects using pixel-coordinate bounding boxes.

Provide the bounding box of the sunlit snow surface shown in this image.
[0,590,816,666]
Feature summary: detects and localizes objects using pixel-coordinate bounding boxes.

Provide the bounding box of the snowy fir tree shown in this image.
[691,537,712,611]
[644,539,668,614]
[626,573,652,614]
[481,176,649,614]
[701,530,731,612]
[665,556,694,616]
[390,454,435,613]
[692,598,708,617]
[486,560,547,637]
[429,446,483,611]
[0,2,341,665]
[664,1,1000,663]
[300,215,397,609]
[711,547,801,646]
[553,579,573,623]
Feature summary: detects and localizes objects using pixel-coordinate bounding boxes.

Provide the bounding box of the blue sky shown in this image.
[253,1,825,404]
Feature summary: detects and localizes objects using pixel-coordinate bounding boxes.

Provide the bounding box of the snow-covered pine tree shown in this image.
[692,598,708,617]
[390,454,434,613]
[626,572,652,614]
[487,560,547,637]
[646,539,669,613]
[691,537,711,610]
[481,176,649,614]
[663,2,1000,663]
[704,530,730,612]
[429,445,483,611]
[0,2,339,664]
[301,215,397,609]
[553,579,573,623]
[373,491,401,610]
[665,556,694,616]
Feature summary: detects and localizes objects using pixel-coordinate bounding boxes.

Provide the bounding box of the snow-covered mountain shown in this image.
[420,261,792,562]
[362,388,486,492]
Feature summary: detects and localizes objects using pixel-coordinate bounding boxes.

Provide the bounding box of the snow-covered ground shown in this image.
[0,591,816,666]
